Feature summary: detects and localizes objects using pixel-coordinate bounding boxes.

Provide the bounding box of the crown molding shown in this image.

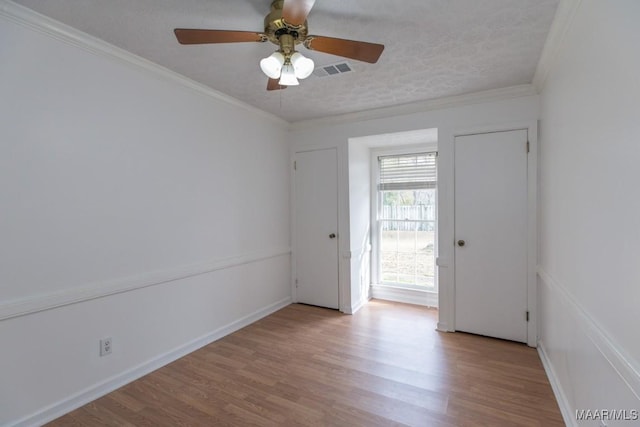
[289,84,537,131]
[1,0,570,132]
[532,0,583,92]
[0,0,289,128]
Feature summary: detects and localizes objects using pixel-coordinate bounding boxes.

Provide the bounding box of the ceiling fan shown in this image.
[174,0,385,91]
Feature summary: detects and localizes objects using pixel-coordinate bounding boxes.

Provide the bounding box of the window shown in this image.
[376,153,437,290]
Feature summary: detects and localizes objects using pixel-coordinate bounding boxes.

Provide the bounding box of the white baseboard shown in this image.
[370,284,438,308]
[11,297,291,427]
[537,341,577,427]
[436,321,450,332]
[348,295,370,315]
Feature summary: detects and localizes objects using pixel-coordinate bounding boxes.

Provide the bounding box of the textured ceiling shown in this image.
[14,0,559,122]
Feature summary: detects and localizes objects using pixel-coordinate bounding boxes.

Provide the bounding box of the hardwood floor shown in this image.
[48,300,564,426]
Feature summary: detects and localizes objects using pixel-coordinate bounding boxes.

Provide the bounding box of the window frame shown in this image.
[370,144,438,292]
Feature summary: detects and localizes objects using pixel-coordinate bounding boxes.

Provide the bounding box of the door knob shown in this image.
[457,239,465,247]
[329,233,336,239]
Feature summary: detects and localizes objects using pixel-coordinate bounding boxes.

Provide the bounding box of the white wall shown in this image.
[0,5,291,425]
[290,93,540,329]
[537,0,640,424]
[347,140,371,312]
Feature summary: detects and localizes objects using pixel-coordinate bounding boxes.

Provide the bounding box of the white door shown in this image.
[454,129,528,342]
[295,148,339,309]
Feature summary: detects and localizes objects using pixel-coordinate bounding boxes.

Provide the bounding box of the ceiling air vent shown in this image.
[312,61,354,78]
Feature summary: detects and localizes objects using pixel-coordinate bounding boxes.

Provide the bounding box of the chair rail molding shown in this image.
[537,267,640,402]
[0,247,291,321]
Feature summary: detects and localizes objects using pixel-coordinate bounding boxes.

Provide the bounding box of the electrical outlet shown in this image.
[100,337,112,356]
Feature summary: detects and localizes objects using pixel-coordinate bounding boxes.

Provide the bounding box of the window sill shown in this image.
[370,284,438,308]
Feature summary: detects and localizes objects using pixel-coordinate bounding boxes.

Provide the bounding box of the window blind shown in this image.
[378,152,437,191]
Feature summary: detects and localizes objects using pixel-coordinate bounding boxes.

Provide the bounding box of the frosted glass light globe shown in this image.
[291,52,315,79]
[278,63,299,86]
[260,52,285,79]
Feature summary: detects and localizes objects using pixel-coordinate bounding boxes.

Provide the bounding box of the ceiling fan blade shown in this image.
[282,0,316,26]
[174,29,265,45]
[267,78,287,91]
[304,36,384,63]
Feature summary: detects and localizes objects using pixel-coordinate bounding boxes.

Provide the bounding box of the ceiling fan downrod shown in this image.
[264,0,309,46]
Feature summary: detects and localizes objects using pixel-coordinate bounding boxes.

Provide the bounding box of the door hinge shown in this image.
[526,141,530,153]
[295,278,298,287]
[293,160,297,170]
[526,311,530,322]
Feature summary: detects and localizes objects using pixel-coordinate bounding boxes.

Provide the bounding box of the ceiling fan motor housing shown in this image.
[264,0,309,49]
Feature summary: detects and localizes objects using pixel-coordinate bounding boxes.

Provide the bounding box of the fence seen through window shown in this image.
[378,153,437,289]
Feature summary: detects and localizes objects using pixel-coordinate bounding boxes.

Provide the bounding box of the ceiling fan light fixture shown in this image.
[260,51,285,79]
[279,63,299,86]
[290,52,314,79]
[175,0,386,92]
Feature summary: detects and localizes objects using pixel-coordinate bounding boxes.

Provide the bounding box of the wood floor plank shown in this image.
[46,300,563,426]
